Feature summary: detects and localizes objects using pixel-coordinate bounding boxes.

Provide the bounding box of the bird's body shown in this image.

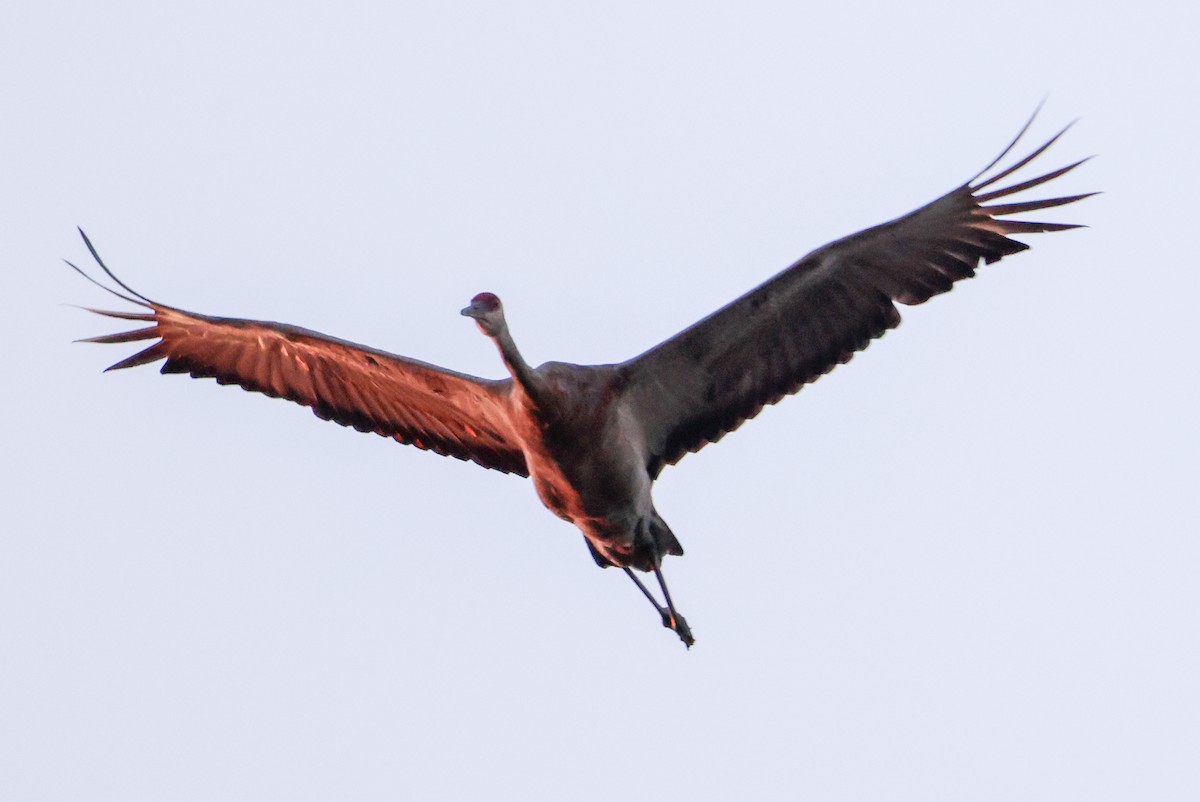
[68,111,1092,646]
[456,293,684,572]
[500,359,679,571]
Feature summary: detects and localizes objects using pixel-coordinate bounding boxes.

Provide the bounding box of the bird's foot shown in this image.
[661,609,695,648]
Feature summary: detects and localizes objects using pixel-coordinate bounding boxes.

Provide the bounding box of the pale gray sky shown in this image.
[3,1,1197,800]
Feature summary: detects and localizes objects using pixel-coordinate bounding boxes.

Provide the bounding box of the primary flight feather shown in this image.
[69,111,1093,647]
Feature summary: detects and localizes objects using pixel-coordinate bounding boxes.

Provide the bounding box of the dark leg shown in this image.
[622,567,695,648]
[653,565,694,648]
[622,567,663,613]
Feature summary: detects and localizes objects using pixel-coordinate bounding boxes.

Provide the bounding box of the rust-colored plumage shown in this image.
[69,112,1093,647]
[76,288,529,476]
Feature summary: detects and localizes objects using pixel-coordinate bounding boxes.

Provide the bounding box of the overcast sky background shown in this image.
[2,2,1197,800]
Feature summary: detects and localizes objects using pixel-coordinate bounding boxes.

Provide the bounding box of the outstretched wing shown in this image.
[69,234,529,476]
[620,113,1094,477]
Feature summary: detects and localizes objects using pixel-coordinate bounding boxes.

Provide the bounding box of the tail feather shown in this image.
[651,511,684,558]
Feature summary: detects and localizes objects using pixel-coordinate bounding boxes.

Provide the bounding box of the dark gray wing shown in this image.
[620,116,1093,477]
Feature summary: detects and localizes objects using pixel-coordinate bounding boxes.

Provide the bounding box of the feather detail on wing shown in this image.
[621,114,1094,477]
[69,236,529,476]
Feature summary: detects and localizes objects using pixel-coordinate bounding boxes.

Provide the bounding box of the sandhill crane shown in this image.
[68,112,1091,647]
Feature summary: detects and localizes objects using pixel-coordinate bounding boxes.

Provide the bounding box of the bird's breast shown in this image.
[508,368,651,533]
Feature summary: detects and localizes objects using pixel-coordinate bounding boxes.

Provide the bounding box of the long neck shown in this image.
[492,324,543,406]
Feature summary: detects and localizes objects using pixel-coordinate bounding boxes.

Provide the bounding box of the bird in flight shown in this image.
[68,111,1091,647]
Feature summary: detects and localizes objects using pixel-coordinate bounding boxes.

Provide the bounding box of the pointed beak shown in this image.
[461,304,480,319]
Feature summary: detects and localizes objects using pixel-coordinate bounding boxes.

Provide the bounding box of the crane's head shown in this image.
[460,292,506,337]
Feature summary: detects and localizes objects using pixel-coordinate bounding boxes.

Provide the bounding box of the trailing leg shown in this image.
[653,564,694,648]
[621,566,695,648]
